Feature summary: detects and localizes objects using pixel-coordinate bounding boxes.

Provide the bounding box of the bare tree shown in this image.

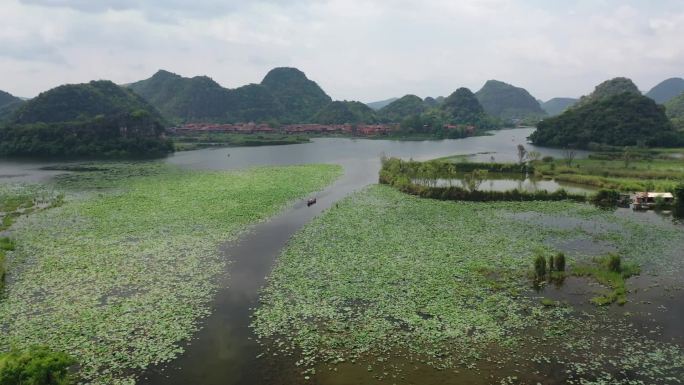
[562,148,577,167]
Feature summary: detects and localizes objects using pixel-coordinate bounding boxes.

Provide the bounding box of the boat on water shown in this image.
[632,192,674,210]
[307,198,317,206]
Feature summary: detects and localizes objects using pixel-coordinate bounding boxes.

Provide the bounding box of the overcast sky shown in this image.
[1,0,683,102]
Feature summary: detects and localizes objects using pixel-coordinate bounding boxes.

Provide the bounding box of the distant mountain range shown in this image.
[645,77,684,104]
[541,98,578,116]
[3,70,684,156]
[127,67,331,124]
[531,77,678,149]
[366,97,399,110]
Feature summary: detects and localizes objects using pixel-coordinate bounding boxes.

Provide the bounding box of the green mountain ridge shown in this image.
[378,95,427,122]
[366,97,399,110]
[0,80,172,157]
[645,77,684,104]
[260,67,332,123]
[127,67,330,124]
[474,80,546,122]
[313,101,377,124]
[541,97,578,116]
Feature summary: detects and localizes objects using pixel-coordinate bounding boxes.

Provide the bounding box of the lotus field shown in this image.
[0,163,342,385]
[253,185,684,384]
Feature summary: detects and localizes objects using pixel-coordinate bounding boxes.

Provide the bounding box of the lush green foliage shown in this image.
[395,88,500,138]
[261,67,332,123]
[531,93,680,149]
[474,80,546,122]
[645,77,684,104]
[665,92,684,131]
[0,81,172,157]
[377,95,427,122]
[253,185,684,382]
[312,101,377,124]
[541,97,578,116]
[0,346,75,385]
[0,163,341,384]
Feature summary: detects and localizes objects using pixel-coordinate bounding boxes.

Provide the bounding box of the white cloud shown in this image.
[1,0,683,101]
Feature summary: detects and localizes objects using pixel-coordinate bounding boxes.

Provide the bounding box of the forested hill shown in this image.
[313,101,378,124]
[645,77,684,104]
[541,97,578,116]
[474,80,546,123]
[378,95,427,122]
[0,89,24,122]
[127,67,330,124]
[574,77,640,108]
[261,67,332,123]
[0,80,172,157]
[530,91,678,149]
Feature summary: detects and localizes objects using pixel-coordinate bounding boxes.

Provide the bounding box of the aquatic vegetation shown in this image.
[572,254,641,306]
[253,185,684,383]
[0,163,341,384]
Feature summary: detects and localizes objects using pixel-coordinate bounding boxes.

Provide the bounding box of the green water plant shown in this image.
[0,346,75,385]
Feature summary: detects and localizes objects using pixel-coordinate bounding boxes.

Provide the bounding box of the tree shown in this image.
[461,169,488,192]
[0,347,75,385]
[527,150,541,162]
[516,144,528,164]
[562,148,576,167]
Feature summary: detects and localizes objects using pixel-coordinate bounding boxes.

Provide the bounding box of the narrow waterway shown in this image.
[138,128,568,384]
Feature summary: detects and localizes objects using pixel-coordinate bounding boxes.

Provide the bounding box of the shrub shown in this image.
[0,347,75,385]
[554,252,566,272]
[542,156,554,163]
[607,254,621,273]
[534,254,547,280]
[547,255,555,272]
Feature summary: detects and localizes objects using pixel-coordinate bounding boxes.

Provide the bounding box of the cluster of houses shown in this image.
[170,123,398,136]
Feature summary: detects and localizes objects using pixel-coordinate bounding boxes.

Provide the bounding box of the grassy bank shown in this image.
[252,185,684,383]
[534,150,684,192]
[171,132,311,151]
[0,162,341,384]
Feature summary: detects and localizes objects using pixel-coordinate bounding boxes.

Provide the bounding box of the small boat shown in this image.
[632,192,674,210]
[307,198,317,206]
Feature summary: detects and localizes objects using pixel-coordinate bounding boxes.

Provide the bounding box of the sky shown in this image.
[1,0,684,102]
